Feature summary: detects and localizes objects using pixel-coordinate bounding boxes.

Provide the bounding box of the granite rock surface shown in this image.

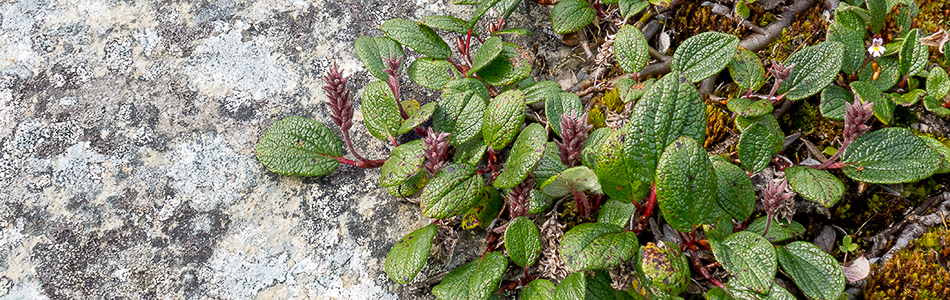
[0,0,566,298]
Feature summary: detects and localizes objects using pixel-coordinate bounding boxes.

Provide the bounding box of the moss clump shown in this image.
[600,88,624,113]
[865,227,950,299]
[704,103,734,150]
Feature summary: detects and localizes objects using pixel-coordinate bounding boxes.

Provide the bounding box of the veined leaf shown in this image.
[859,56,900,91]
[899,29,927,76]
[711,160,755,221]
[362,81,403,140]
[386,171,428,197]
[495,123,546,188]
[826,21,865,74]
[927,66,950,99]
[551,0,596,34]
[710,231,777,295]
[354,36,404,81]
[560,223,639,271]
[381,18,452,59]
[384,224,437,284]
[596,128,651,203]
[620,0,649,18]
[534,142,568,188]
[493,28,532,36]
[841,127,940,183]
[421,15,471,35]
[482,89,526,150]
[528,190,554,214]
[432,252,508,300]
[738,121,783,174]
[728,48,766,91]
[540,166,601,198]
[408,57,459,90]
[598,199,636,228]
[380,140,426,187]
[918,134,950,174]
[398,102,436,134]
[850,81,891,124]
[776,42,844,101]
[505,216,542,267]
[255,116,342,176]
[820,84,851,120]
[615,25,649,74]
[477,43,532,86]
[617,78,654,103]
[656,136,720,232]
[745,217,806,243]
[421,163,485,218]
[469,36,504,76]
[461,187,504,229]
[670,32,739,83]
[435,79,488,145]
[777,242,846,300]
[522,279,556,300]
[639,242,690,295]
[581,127,610,170]
[867,0,887,33]
[523,80,561,104]
[727,98,773,117]
[547,92,584,137]
[786,166,845,207]
[924,95,950,117]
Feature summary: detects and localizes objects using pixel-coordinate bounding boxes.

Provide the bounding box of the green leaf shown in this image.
[523,279,557,300]
[421,163,485,218]
[615,25,649,74]
[712,160,755,221]
[786,166,845,207]
[255,116,342,176]
[381,18,452,59]
[727,48,766,91]
[581,127,610,169]
[738,121,783,174]
[505,216,542,267]
[598,199,636,228]
[385,224,437,284]
[826,21,865,74]
[776,242,846,300]
[363,81,403,140]
[408,57,460,90]
[462,187,504,229]
[421,15,472,35]
[820,84,851,120]
[529,189,554,214]
[452,0,481,4]
[432,252,508,300]
[494,0,523,20]
[398,102,436,134]
[541,166,601,198]
[619,0,649,18]
[859,56,900,91]
[354,36,404,81]
[477,43,533,86]
[470,36,504,76]
[551,0,596,34]
[834,8,867,31]
[547,92,584,137]
[850,81,892,124]
[380,140,426,187]
[386,171,428,197]
[560,223,639,271]
[444,77,491,100]
[899,29,928,76]
[867,0,887,33]
[918,135,950,174]
[482,89,526,149]
[495,123,546,188]
[776,42,844,100]
[893,89,927,106]
[492,28,532,36]
[704,218,734,242]
[436,79,489,145]
[727,98,773,117]
[710,231,777,295]
[670,32,740,82]
[556,272,587,300]
[745,217,806,243]
[841,127,940,183]
[470,0,501,27]
[924,95,950,117]
[928,66,950,99]
[455,137,488,166]
[534,142,569,187]
[523,80,561,104]
[656,136,720,232]
[596,129,651,203]
[639,242,690,295]
[617,78,654,103]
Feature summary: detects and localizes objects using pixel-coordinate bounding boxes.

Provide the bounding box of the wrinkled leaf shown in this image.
[727,98,773,117]
[547,92,584,137]
[826,21,865,74]
[820,84,851,120]
[850,81,891,124]
[398,102,436,134]
[482,89,526,149]
[899,29,927,76]
[738,121,783,174]
[493,28,532,36]
[598,199,636,228]
[620,0,649,18]
[495,123,546,188]
[581,127,610,169]
[432,252,508,300]
[354,36,404,81]
[477,43,532,86]
[924,95,950,117]
[386,171,428,197]
[522,279,557,300]
[470,36,504,76]
[867,0,887,33]
[421,15,472,35]
[777,242,846,300]
[534,142,569,187]
[523,80,561,104]
[728,48,766,91]
[255,116,342,176]
[385,224,437,284]
[461,187,504,229]
[436,79,489,146]
[928,66,950,99]
[841,127,940,183]
[617,78,654,103]
[551,0,596,34]
[505,216,542,267]
[615,25,649,74]
[710,231,777,295]
[408,57,460,90]
[745,217,806,243]
[363,81,403,140]
[560,223,639,271]
[529,190,554,214]
[712,160,755,221]
[421,163,485,218]
[776,42,844,101]
[656,136,720,232]
[671,32,740,82]
[380,140,426,187]
[454,136,488,166]
[786,166,845,207]
[541,166,601,198]
[381,18,452,59]
[859,56,900,91]
[639,242,690,295]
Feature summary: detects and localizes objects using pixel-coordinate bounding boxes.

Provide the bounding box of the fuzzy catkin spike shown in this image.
[506,177,533,218]
[422,128,451,175]
[844,97,874,141]
[322,64,353,132]
[556,112,593,167]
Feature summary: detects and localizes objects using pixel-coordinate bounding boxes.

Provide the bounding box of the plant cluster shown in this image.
[254,0,950,298]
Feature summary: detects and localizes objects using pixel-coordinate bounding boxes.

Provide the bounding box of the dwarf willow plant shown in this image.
[255,0,950,298]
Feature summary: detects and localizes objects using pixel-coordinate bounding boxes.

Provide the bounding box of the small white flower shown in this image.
[868,38,886,57]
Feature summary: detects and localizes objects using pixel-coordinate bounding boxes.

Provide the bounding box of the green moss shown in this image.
[865,227,950,299]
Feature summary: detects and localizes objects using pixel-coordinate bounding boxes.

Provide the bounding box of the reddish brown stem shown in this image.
[633,184,658,233]
[331,155,386,168]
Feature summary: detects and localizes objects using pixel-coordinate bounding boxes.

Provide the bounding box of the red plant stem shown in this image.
[446,58,468,77]
[762,214,773,238]
[341,130,369,162]
[465,30,475,67]
[681,229,727,289]
[943,99,950,108]
[633,184,658,233]
[571,185,590,217]
[766,78,783,104]
[386,73,409,120]
[330,155,386,168]
[814,139,852,170]
[389,135,399,147]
